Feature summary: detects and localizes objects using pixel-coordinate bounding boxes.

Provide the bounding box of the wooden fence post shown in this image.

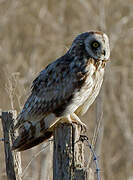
[53,123,90,180]
[0,110,22,180]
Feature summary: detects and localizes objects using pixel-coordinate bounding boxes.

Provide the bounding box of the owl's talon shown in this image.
[73,121,87,133]
[70,113,87,133]
[79,122,87,133]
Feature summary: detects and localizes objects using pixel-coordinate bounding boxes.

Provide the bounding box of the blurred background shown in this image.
[0,0,133,179]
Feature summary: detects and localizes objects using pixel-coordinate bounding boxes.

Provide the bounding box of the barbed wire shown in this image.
[79,135,101,180]
[21,139,53,178]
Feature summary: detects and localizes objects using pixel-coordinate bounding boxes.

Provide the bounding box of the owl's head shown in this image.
[70,31,110,61]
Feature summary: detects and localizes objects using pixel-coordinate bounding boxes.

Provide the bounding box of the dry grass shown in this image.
[0,0,133,179]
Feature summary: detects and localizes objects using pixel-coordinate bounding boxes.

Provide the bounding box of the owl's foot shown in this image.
[70,113,87,132]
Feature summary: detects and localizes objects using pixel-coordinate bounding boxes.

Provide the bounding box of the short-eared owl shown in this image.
[12,31,110,151]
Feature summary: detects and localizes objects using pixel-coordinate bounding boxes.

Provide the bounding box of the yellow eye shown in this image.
[92,41,99,48]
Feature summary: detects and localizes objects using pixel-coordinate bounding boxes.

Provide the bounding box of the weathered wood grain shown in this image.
[0,110,22,180]
[53,123,89,180]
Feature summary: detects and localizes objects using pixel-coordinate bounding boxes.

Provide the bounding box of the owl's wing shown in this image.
[12,57,89,151]
[14,57,86,130]
[13,56,99,151]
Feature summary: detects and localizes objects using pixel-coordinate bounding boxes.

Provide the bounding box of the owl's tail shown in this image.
[12,114,59,151]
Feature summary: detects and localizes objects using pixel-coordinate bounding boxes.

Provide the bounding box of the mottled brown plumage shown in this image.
[12,31,110,151]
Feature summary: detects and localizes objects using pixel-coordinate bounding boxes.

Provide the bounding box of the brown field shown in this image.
[0,0,133,179]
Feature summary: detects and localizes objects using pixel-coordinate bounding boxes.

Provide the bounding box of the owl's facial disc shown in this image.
[85,32,110,61]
